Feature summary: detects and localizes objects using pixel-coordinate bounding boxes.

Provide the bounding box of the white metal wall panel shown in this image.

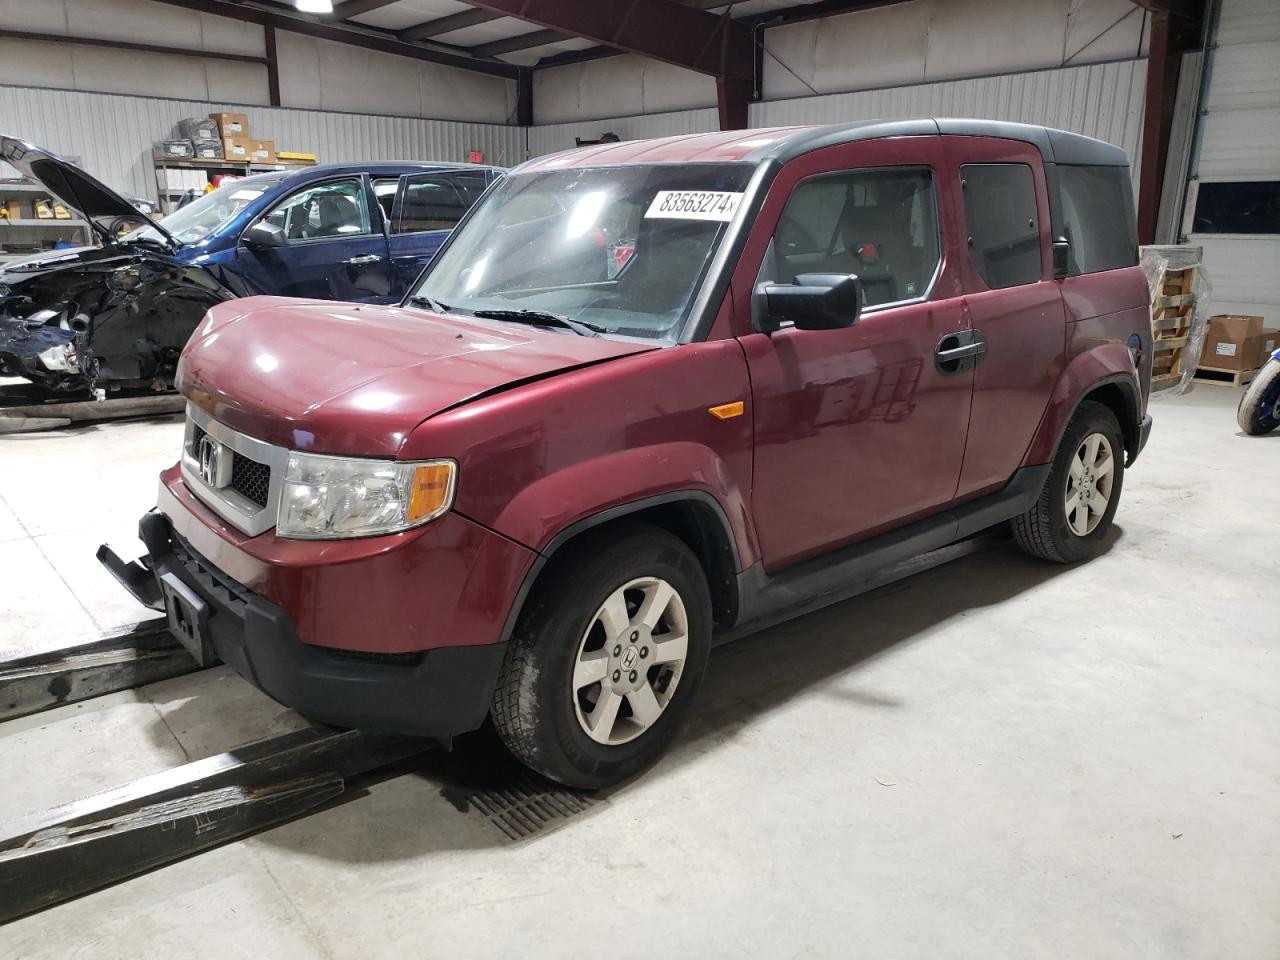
[1187,0,1280,327]
[0,85,527,202]
[749,58,1147,178]
[527,107,721,159]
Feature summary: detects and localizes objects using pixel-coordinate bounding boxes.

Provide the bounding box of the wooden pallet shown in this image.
[1193,365,1258,387]
[1149,265,1199,386]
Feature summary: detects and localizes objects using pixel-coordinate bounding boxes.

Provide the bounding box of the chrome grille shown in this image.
[181,404,288,537]
[230,453,270,508]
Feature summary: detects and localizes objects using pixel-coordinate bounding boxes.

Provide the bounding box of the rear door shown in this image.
[944,138,1067,500]
[235,175,392,302]
[737,137,974,570]
[386,170,490,295]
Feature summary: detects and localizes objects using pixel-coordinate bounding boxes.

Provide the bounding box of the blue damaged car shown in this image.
[0,136,501,392]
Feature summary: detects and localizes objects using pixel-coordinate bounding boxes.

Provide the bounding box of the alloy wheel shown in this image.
[1065,431,1115,536]
[571,577,689,746]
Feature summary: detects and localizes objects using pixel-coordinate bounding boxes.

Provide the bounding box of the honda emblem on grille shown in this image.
[198,435,226,488]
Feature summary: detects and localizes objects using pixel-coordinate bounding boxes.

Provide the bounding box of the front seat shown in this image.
[312,196,357,238]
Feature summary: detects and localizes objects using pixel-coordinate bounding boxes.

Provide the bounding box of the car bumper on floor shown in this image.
[99,510,507,739]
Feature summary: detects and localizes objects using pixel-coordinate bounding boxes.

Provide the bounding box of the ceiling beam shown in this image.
[399,8,504,41]
[326,0,402,20]
[471,27,570,57]
[147,0,519,78]
[461,0,753,79]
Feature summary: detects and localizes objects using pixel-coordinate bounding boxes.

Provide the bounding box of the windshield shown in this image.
[123,177,282,245]
[410,163,754,341]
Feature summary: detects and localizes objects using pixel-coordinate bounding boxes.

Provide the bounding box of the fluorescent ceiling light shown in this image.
[295,0,334,12]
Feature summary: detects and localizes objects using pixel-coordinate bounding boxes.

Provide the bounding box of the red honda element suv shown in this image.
[102,120,1153,788]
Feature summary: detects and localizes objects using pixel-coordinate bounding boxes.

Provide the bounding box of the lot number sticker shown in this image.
[645,190,744,222]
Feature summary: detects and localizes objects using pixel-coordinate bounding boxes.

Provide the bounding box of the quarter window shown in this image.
[960,163,1041,288]
[263,179,370,242]
[1058,165,1138,274]
[772,167,941,308]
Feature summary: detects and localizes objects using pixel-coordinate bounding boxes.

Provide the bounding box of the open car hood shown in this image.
[0,136,175,247]
[178,297,657,456]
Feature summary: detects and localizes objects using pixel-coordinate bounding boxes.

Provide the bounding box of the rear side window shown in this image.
[772,167,941,308]
[960,163,1041,288]
[1058,165,1138,273]
[397,176,469,234]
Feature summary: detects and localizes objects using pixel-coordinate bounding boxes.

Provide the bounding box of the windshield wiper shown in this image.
[470,308,604,337]
[407,294,451,314]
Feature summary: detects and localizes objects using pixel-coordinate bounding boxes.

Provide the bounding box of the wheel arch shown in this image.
[498,492,743,647]
[1026,354,1142,467]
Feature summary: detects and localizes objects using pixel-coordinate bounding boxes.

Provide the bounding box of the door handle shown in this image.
[344,254,382,265]
[935,330,988,374]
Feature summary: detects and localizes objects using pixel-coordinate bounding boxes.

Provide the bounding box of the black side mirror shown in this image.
[243,221,286,249]
[1052,238,1070,279]
[760,273,863,332]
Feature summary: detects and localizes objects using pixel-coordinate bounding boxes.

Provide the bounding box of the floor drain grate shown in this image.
[462,776,600,841]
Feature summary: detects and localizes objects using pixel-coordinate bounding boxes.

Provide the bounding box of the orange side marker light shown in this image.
[708,401,744,420]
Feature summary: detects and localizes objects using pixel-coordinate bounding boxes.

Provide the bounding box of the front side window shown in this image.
[262,178,370,242]
[1058,164,1138,274]
[960,163,1041,289]
[772,167,940,308]
[410,162,754,341]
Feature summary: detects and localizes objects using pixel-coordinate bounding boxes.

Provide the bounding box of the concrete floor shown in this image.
[1,385,1277,959]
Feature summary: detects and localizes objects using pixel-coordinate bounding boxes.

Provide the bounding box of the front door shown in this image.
[235,175,392,303]
[739,139,974,570]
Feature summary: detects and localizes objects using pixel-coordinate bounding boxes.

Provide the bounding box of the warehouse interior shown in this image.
[0,0,1277,956]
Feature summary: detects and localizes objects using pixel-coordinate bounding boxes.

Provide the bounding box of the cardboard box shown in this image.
[1249,329,1279,369]
[5,199,26,220]
[210,112,249,137]
[1203,315,1264,371]
[248,139,276,164]
[222,136,251,162]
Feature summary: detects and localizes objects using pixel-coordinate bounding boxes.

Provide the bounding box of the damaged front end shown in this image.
[0,252,233,394]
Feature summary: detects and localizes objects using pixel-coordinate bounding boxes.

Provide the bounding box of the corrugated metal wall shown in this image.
[0,85,527,202]
[527,107,720,158]
[751,58,1147,180]
[1185,0,1280,325]
[528,59,1146,179]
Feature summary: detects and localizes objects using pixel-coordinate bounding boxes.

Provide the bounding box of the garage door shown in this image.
[1184,0,1280,326]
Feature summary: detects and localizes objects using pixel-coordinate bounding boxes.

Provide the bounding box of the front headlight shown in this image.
[277,452,456,540]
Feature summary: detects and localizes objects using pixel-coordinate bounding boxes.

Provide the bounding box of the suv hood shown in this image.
[178,297,657,456]
[1,136,175,247]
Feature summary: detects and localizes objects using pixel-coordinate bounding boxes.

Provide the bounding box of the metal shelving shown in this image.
[0,179,94,263]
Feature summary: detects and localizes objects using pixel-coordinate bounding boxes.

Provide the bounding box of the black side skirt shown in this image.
[721,463,1050,643]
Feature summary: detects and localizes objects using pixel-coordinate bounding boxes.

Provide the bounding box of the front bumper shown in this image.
[1128,412,1153,466]
[99,511,506,738]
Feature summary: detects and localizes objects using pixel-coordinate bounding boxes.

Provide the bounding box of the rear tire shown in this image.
[1012,400,1125,563]
[491,523,712,789]
[1237,359,1280,435]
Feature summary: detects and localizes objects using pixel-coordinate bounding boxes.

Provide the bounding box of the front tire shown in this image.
[1237,359,1280,435]
[1013,400,1125,563]
[491,523,712,789]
